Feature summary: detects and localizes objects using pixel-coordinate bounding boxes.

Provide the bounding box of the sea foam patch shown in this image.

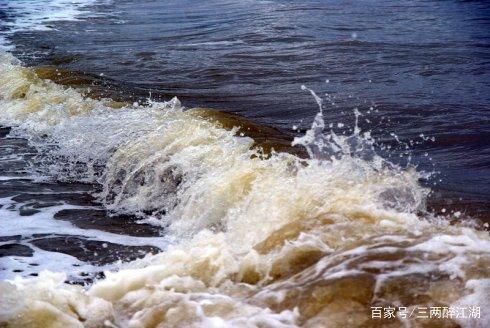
[0,0,105,49]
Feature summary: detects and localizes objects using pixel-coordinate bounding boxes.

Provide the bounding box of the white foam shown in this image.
[0,193,170,281]
[0,52,489,327]
[0,0,105,49]
[1,245,100,282]
[452,279,490,328]
[0,197,167,248]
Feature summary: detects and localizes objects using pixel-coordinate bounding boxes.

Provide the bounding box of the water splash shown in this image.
[0,53,489,328]
[293,85,376,162]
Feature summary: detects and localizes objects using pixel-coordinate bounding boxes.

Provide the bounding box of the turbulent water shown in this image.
[3,0,490,201]
[0,0,490,327]
[0,51,489,327]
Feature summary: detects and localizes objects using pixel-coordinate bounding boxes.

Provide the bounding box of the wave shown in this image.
[0,52,489,327]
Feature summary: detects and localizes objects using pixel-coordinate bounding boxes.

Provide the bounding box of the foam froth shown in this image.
[0,52,489,327]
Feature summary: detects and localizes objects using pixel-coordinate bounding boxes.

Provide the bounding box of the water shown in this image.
[2,0,490,199]
[0,1,489,327]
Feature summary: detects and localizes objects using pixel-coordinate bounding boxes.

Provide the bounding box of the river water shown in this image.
[0,1,489,327]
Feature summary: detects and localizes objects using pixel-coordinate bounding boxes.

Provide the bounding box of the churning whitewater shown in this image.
[0,52,489,327]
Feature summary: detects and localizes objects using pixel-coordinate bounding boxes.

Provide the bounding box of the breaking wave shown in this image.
[0,52,489,327]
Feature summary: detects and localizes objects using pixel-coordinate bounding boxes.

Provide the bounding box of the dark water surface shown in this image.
[1,0,490,206]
